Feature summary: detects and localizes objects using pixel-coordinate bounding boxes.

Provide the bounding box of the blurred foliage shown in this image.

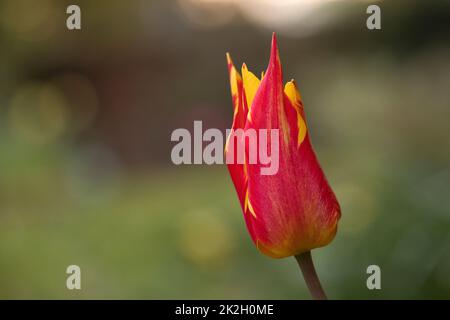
[0,0,450,299]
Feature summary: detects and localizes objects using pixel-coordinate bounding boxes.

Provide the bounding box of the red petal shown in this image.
[243,34,341,258]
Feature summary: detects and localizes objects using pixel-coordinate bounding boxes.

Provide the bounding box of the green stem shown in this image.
[295,251,327,300]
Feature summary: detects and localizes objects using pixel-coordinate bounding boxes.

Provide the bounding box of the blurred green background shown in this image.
[1,0,450,299]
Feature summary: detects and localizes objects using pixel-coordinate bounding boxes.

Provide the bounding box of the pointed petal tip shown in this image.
[226,52,232,64]
[266,32,282,77]
[287,79,297,87]
[271,32,278,55]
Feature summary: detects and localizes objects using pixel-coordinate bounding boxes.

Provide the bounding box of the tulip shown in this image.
[225,34,341,299]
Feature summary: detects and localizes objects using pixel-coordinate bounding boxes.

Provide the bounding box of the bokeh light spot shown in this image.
[178,209,234,267]
[8,82,70,145]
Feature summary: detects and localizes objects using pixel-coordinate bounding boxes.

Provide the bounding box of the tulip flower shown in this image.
[225,34,341,299]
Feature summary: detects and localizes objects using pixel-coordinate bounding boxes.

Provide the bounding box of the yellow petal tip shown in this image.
[226,52,232,64]
[241,64,261,110]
